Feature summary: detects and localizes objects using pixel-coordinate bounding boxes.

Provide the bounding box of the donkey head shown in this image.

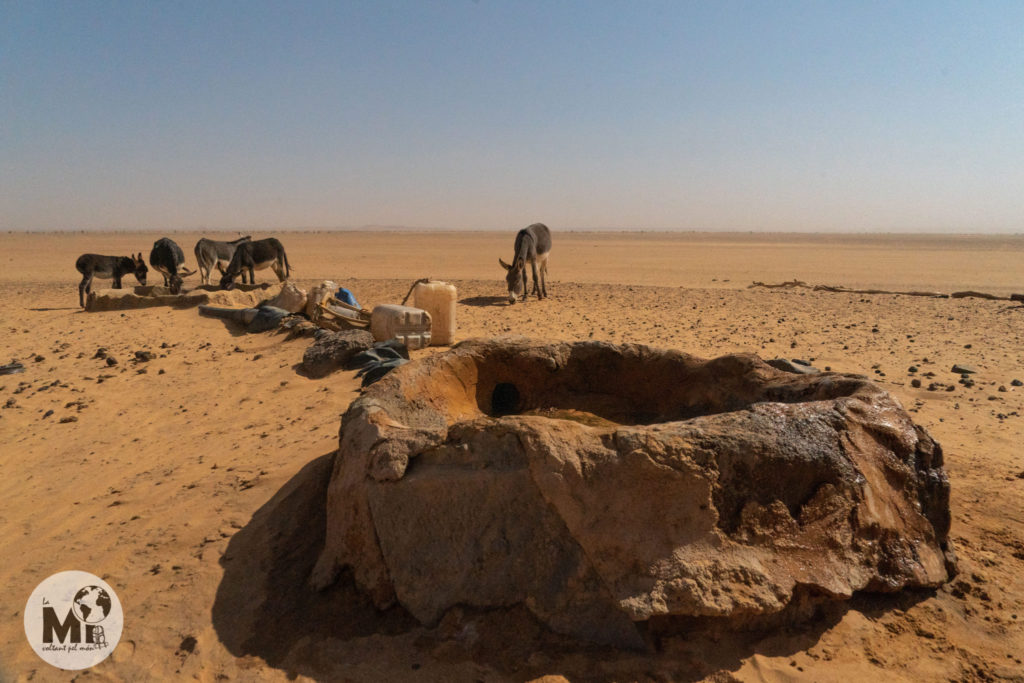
[499,257,526,304]
[168,268,197,295]
[132,254,149,286]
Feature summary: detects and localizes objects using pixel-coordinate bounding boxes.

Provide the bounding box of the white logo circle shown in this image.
[23,570,123,670]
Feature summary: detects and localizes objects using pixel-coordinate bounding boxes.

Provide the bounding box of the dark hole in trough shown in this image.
[490,382,521,416]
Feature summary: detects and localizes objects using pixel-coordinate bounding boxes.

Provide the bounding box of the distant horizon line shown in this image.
[4,226,1024,236]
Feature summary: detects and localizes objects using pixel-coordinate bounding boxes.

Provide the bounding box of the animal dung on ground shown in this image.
[311,338,956,648]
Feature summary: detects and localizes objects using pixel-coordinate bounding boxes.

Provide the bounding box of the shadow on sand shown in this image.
[212,453,936,681]
[458,295,509,308]
[211,453,418,675]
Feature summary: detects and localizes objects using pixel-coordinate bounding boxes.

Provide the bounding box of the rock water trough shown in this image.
[311,338,956,648]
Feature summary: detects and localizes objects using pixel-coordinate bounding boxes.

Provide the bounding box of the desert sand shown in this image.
[1,230,1022,682]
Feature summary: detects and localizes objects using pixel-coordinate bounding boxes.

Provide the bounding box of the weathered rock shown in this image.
[301,330,376,378]
[311,338,956,647]
[952,364,977,375]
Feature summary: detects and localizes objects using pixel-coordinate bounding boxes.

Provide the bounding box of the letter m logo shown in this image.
[42,606,80,644]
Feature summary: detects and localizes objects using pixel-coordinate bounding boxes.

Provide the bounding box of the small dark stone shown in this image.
[964,344,972,349]
[999,386,1007,393]
[911,379,922,388]
[93,348,107,359]
[952,364,977,375]
[134,350,156,362]
[908,366,918,373]
[946,385,956,392]
[106,357,118,366]
[59,415,78,423]
[177,635,197,655]
[1013,379,1023,387]
[34,355,45,362]
[43,409,53,418]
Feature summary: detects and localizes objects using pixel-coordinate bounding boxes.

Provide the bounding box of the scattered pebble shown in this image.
[106,357,118,366]
[59,416,78,424]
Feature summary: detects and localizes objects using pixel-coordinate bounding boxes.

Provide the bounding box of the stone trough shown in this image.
[84,282,291,312]
[311,338,956,647]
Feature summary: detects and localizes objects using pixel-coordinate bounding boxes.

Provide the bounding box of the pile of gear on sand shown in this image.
[198,278,457,386]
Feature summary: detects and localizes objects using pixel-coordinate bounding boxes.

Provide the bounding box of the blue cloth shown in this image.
[336,287,360,308]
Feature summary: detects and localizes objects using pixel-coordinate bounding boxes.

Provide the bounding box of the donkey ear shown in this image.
[498,258,512,271]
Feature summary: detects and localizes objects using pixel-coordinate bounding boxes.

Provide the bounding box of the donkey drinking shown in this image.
[75,253,148,307]
[499,223,552,303]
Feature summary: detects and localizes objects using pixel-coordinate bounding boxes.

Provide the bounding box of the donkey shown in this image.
[499,223,552,303]
[194,235,251,285]
[75,253,148,307]
[149,237,197,294]
[219,237,291,290]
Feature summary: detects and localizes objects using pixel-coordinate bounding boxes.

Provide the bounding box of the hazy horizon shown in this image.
[3,2,1023,234]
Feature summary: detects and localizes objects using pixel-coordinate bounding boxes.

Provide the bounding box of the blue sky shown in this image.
[2,1,1022,232]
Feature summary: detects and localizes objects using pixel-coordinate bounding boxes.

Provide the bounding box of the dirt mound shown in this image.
[311,338,956,647]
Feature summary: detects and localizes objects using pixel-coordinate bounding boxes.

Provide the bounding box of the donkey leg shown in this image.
[79,275,90,307]
[530,260,542,299]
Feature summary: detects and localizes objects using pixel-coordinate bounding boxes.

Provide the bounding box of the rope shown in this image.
[401,278,431,306]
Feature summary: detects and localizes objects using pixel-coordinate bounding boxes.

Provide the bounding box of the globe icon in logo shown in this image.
[71,586,112,624]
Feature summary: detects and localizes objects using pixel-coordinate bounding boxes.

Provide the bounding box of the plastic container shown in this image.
[370,304,431,350]
[412,280,457,345]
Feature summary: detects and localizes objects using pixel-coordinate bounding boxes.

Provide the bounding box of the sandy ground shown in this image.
[0,230,1022,682]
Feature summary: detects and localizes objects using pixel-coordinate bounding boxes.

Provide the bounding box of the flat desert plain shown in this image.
[1,230,1023,682]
